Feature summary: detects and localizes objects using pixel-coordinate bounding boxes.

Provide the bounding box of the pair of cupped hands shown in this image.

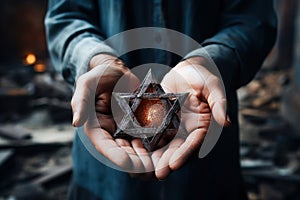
[71,54,228,180]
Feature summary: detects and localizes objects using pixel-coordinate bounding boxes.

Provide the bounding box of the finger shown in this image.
[150,146,165,169]
[85,126,134,171]
[202,75,228,126]
[71,65,110,127]
[131,139,154,173]
[72,62,135,127]
[154,137,185,180]
[181,93,211,113]
[129,139,156,180]
[188,65,227,126]
[115,138,145,173]
[181,112,211,133]
[208,94,227,126]
[71,73,96,127]
[169,128,206,171]
[154,149,173,180]
[182,64,228,127]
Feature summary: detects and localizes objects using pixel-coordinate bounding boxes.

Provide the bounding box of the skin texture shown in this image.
[71,54,228,180]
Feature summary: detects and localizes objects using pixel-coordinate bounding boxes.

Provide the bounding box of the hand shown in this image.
[71,54,154,175]
[152,56,229,180]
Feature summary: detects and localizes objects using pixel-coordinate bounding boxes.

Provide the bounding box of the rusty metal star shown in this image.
[113,69,188,151]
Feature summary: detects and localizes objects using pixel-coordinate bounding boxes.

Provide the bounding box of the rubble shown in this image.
[0,68,73,200]
[239,68,300,199]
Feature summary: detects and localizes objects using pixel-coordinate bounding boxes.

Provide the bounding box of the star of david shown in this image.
[112,69,188,151]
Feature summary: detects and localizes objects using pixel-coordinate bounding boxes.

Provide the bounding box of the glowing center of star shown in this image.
[134,100,167,127]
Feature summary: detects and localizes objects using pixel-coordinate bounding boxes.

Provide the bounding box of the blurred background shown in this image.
[0,0,300,199]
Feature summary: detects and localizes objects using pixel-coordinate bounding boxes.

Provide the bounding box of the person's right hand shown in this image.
[71,54,154,175]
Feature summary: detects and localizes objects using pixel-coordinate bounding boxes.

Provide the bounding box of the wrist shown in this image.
[89,54,122,70]
[183,56,210,67]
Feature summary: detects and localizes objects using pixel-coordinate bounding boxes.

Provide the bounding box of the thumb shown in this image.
[210,98,228,126]
[204,76,228,126]
[71,63,134,127]
[71,72,98,127]
[189,64,228,126]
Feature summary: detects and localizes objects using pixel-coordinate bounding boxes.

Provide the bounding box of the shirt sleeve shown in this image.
[184,0,277,89]
[45,0,117,84]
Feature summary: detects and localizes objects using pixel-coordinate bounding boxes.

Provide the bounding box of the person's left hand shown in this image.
[151,56,229,180]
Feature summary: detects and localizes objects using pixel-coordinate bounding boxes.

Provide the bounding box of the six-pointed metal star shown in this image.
[113,69,188,151]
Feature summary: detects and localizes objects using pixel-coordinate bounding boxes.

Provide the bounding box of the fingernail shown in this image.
[214,101,226,125]
[72,112,79,127]
[225,115,231,127]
